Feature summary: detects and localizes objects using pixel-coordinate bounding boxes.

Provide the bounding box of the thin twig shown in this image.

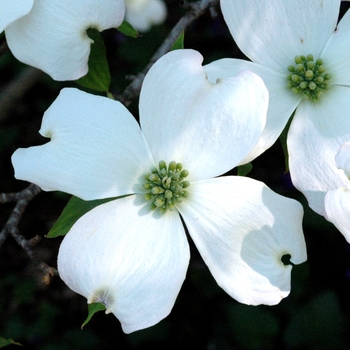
[117,0,219,105]
[0,184,41,249]
[0,183,57,283]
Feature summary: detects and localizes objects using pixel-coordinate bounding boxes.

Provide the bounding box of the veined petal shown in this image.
[125,0,167,32]
[140,49,268,181]
[204,58,301,164]
[335,141,350,177]
[58,195,190,334]
[178,177,306,306]
[0,0,34,33]
[288,86,350,215]
[321,8,350,86]
[5,0,125,81]
[12,88,155,200]
[220,0,340,72]
[325,187,350,243]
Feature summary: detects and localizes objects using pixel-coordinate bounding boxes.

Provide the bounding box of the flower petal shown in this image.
[220,0,340,72]
[178,176,306,306]
[335,141,350,176]
[0,0,34,33]
[325,187,350,243]
[58,195,190,334]
[321,8,350,86]
[5,0,125,81]
[125,0,167,32]
[12,88,155,200]
[204,58,301,163]
[140,49,268,181]
[288,86,350,215]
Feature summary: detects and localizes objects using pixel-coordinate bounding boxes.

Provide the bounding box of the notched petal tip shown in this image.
[180,177,306,306]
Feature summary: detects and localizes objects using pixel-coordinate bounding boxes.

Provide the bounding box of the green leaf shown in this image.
[171,30,185,51]
[237,163,253,176]
[76,28,111,92]
[117,20,139,38]
[47,196,118,238]
[0,337,22,348]
[81,303,106,329]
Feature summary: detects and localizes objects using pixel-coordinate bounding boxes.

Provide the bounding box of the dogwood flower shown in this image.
[205,0,350,216]
[125,0,167,32]
[11,49,306,333]
[325,142,350,243]
[0,0,125,81]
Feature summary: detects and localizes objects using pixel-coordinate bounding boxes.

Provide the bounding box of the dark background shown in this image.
[1,1,350,349]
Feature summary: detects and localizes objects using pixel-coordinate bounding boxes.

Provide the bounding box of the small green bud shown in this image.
[180,169,189,178]
[299,81,308,89]
[176,163,183,171]
[164,190,173,199]
[294,56,302,64]
[168,161,176,172]
[308,81,316,90]
[305,70,314,79]
[292,74,301,82]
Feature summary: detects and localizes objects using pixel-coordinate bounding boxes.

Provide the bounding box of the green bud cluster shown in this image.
[287,54,331,101]
[143,160,190,213]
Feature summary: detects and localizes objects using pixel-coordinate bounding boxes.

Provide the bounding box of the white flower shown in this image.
[11,49,307,333]
[125,0,167,32]
[205,0,350,216]
[325,142,350,242]
[0,0,125,81]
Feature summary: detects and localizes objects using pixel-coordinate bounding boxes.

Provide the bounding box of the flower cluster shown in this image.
[13,0,350,336]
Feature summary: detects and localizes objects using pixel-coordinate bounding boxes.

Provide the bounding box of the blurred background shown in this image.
[1,1,350,349]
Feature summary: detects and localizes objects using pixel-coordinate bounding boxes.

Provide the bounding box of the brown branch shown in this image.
[0,183,41,248]
[117,0,219,105]
[0,184,56,283]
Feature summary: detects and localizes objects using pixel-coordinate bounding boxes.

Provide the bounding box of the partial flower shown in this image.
[325,142,350,242]
[12,49,307,333]
[125,0,167,32]
[1,0,125,81]
[205,0,350,216]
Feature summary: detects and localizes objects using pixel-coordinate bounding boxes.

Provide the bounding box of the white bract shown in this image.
[205,0,350,216]
[0,0,125,81]
[325,142,350,243]
[12,50,307,334]
[125,0,167,32]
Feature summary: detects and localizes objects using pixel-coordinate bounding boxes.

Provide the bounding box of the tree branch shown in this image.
[0,184,41,249]
[0,184,56,283]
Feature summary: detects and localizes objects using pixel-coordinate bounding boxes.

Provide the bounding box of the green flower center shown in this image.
[287,54,331,101]
[143,160,190,213]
